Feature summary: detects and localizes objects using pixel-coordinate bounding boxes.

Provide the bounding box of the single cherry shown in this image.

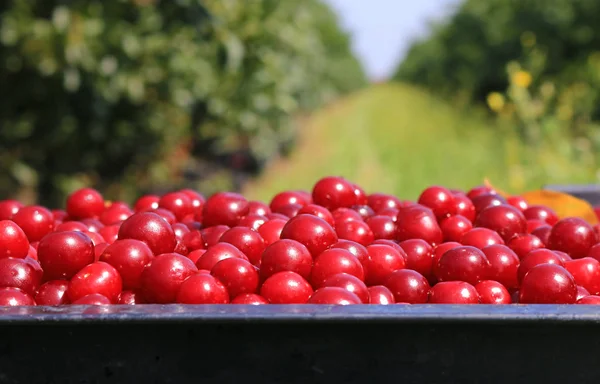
[158,192,194,221]
[219,226,265,266]
[195,243,247,271]
[134,195,160,212]
[368,285,395,304]
[367,193,402,213]
[399,239,433,279]
[331,240,370,272]
[440,215,473,242]
[523,205,559,225]
[335,220,374,246]
[140,253,198,303]
[98,225,120,245]
[365,244,406,286]
[365,215,397,240]
[231,293,269,305]
[66,188,105,219]
[202,192,249,227]
[118,212,176,255]
[37,231,95,280]
[175,273,230,304]
[297,204,335,227]
[508,233,545,259]
[322,273,369,303]
[258,219,287,246]
[507,196,528,211]
[0,257,42,296]
[482,245,520,289]
[312,176,357,210]
[474,204,526,242]
[460,227,504,249]
[247,201,271,217]
[531,225,551,244]
[308,287,361,305]
[274,203,303,218]
[11,206,54,242]
[396,205,443,245]
[260,239,313,282]
[0,220,29,259]
[577,295,600,305]
[269,191,310,212]
[280,214,338,257]
[475,280,511,304]
[72,293,111,305]
[417,186,456,219]
[67,261,123,303]
[519,264,577,304]
[35,280,69,305]
[260,271,313,304]
[99,239,153,289]
[466,186,496,200]
[332,208,364,224]
[384,269,430,304]
[238,214,268,231]
[311,248,364,288]
[453,193,476,222]
[0,288,35,306]
[211,257,259,299]
[431,242,462,280]
[471,193,507,214]
[547,217,597,259]
[200,225,230,248]
[428,281,479,304]
[517,249,563,283]
[0,199,22,220]
[435,246,490,285]
[564,257,600,296]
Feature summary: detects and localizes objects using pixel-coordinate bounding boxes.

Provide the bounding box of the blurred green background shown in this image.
[1,0,599,206]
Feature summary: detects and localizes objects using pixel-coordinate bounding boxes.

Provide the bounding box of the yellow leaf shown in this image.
[519,189,598,225]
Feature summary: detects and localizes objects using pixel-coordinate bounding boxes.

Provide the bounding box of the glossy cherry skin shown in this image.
[352,184,368,205]
[308,287,361,305]
[174,273,229,304]
[384,269,430,304]
[428,281,479,304]
[211,257,259,299]
[202,192,249,228]
[274,204,303,218]
[577,295,600,304]
[258,219,287,246]
[474,204,527,242]
[97,224,119,245]
[564,257,600,295]
[461,227,504,249]
[335,220,374,246]
[312,176,357,210]
[231,293,269,305]
[395,205,443,245]
[507,234,545,260]
[219,227,265,266]
[365,244,406,286]
[0,220,29,259]
[399,239,433,279]
[453,193,476,222]
[200,225,230,248]
[332,208,364,224]
[247,201,271,217]
[471,193,507,214]
[118,212,176,256]
[72,293,111,305]
[266,213,290,221]
[11,206,54,242]
[367,193,402,213]
[417,186,456,220]
[519,264,577,304]
[588,243,600,263]
[280,214,338,257]
[467,186,496,200]
[35,280,69,305]
[547,217,597,259]
[311,248,364,288]
[99,239,153,289]
[259,239,313,282]
[149,208,176,225]
[507,195,528,211]
[99,204,132,226]
[0,288,35,306]
[577,285,590,301]
[517,249,563,283]
[523,205,559,225]
[37,231,95,280]
[331,240,370,272]
[351,205,375,221]
[195,243,247,271]
[322,273,369,303]
[377,208,400,220]
[187,249,206,264]
[238,214,268,231]
[554,251,572,263]
[440,215,473,242]
[297,204,335,227]
[134,195,160,212]
[531,225,551,244]
[171,223,190,242]
[0,257,43,296]
[365,215,396,240]
[140,253,198,303]
[0,199,22,220]
[66,188,105,219]
[67,262,123,303]
[117,290,146,305]
[54,221,88,233]
[435,246,490,285]
[431,242,462,280]
[260,271,313,304]
[482,245,520,289]
[269,191,310,213]
[159,192,194,221]
[475,280,511,304]
[368,285,395,304]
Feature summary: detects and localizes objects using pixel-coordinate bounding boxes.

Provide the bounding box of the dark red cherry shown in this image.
[519,264,577,304]
[428,281,479,304]
[475,280,511,304]
[312,176,357,210]
[440,215,472,242]
[547,217,597,259]
[0,288,35,306]
[311,248,364,288]
[260,271,313,304]
[417,186,456,219]
[335,220,374,246]
[195,243,247,271]
[351,205,375,220]
[507,234,545,259]
[368,285,395,304]
[211,257,259,299]
[365,215,397,240]
[297,204,335,227]
[158,192,194,221]
[35,280,69,305]
[523,205,559,225]
[528,220,549,234]
[11,206,54,242]
[259,239,312,282]
[99,204,132,226]
[200,225,230,248]
[202,192,249,227]
[118,212,176,256]
[482,245,520,289]
[332,208,363,224]
[0,257,42,296]
[247,201,271,217]
[331,240,370,272]
[517,249,564,283]
[531,225,552,244]
[365,244,406,286]
[141,253,198,303]
[577,295,600,304]
[273,203,303,218]
[37,231,95,280]
[399,239,433,279]
[471,193,507,214]
[67,261,122,303]
[322,273,369,303]
[134,195,160,212]
[474,204,526,242]
[367,193,402,213]
[461,227,504,249]
[258,219,287,246]
[467,186,496,200]
[66,188,105,219]
[149,208,176,225]
[395,205,443,245]
[238,214,268,231]
[435,246,490,285]
[384,269,430,304]
[280,214,338,257]
[269,191,310,212]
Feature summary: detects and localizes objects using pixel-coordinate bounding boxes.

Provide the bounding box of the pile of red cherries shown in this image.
[0,176,599,306]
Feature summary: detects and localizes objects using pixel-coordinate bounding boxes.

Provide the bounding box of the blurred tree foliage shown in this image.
[0,0,366,206]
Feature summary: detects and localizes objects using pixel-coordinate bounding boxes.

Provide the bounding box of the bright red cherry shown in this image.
[11,206,54,242]
[435,246,489,285]
[0,200,22,220]
[352,184,368,205]
[440,215,473,242]
[351,205,375,220]
[67,261,122,303]
[158,192,193,221]
[335,220,374,246]
[482,245,520,289]
[322,273,369,303]
[247,201,271,217]
[265,213,290,221]
[258,219,287,246]
[231,293,269,305]
[577,295,600,304]
[99,239,153,289]
[37,231,95,280]
[368,285,395,304]
[395,205,443,245]
[311,248,364,288]
[219,227,265,266]
[564,258,600,295]
[367,193,402,213]
[460,227,504,249]
[195,243,247,271]
[0,288,35,306]
[474,204,526,242]
[312,176,357,210]
[523,205,559,225]
[507,234,545,259]
[134,195,160,212]
[0,257,42,296]
[554,251,572,263]
[471,193,507,214]
[0,220,29,259]
[98,224,120,245]
[66,188,105,219]
[431,242,462,280]
[417,186,456,220]
[238,214,268,231]
[35,280,69,305]
[280,214,338,257]
[259,239,312,282]
[428,281,479,304]
[331,240,370,271]
[99,204,132,225]
[399,239,433,279]
[547,217,597,259]
[297,204,335,227]
[453,194,476,222]
[118,290,145,304]
[467,186,496,200]
[140,253,198,303]
[519,264,577,304]
[517,249,563,283]
[72,293,111,305]
[365,215,396,240]
[200,225,230,248]
[202,192,249,227]
[171,223,190,242]
[54,221,88,233]
[179,189,205,211]
[308,287,361,305]
[118,212,176,256]
[187,249,206,264]
[332,208,364,224]
[365,244,406,286]
[378,208,400,219]
[384,269,430,304]
[507,196,528,211]
[211,257,259,299]
[475,280,511,304]
[274,203,303,218]
[531,225,551,244]
[260,271,313,304]
[84,231,105,247]
[149,208,176,224]
[269,191,310,212]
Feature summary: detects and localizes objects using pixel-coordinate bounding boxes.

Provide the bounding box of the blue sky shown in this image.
[323,0,461,80]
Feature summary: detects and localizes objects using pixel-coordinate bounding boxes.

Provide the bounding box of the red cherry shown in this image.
[308,287,361,305]
[0,288,35,306]
[260,271,313,304]
[547,217,597,259]
[507,234,545,259]
[440,215,473,242]
[67,261,122,303]
[72,293,111,305]
[200,225,230,248]
[140,253,198,303]
[231,293,269,304]
[27,245,38,261]
[352,184,368,205]
[134,195,160,212]
[588,243,600,263]
[118,290,145,305]
[331,240,370,272]
[507,196,528,211]
[577,295,600,304]
[453,194,476,222]
[258,219,287,246]
[0,199,22,220]
[428,281,479,304]
[435,246,490,285]
[417,186,456,219]
[398,239,433,279]
[187,249,206,264]
[365,244,406,286]
[384,269,430,304]
[265,213,289,221]
[83,231,105,247]
[531,225,551,244]
[365,215,397,240]
[311,248,364,288]
[202,192,249,227]
[371,240,405,258]
[259,239,312,282]
[118,212,176,256]
[11,206,54,242]
[66,188,105,219]
[482,245,520,289]
[351,205,375,220]
[377,208,400,220]
[335,220,374,246]
[274,203,303,218]
[52,209,68,221]
[471,193,507,214]
[297,204,335,227]
[554,251,572,263]
[35,280,69,305]
[368,285,395,304]
[467,186,496,200]
[219,227,265,266]
[474,204,526,242]
[577,285,590,300]
[367,193,402,213]
[98,224,120,245]
[179,189,205,210]
[322,273,369,303]
[475,280,511,304]
[158,192,193,221]
[211,257,259,299]
[564,257,600,295]
[99,239,153,289]
[99,204,132,226]
[0,257,42,296]
[37,231,95,280]
[247,201,271,216]
[195,243,247,271]
[431,242,462,280]
[280,214,338,257]
[519,264,577,304]
[171,223,190,242]
[54,221,88,233]
[523,205,559,225]
[312,176,357,210]
[395,205,443,245]
[517,249,563,283]
[238,214,268,231]
[149,208,176,224]
[269,191,310,212]
[0,220,29,259]
[332,208,364,224]
[461,227,504,249]
[181,230,204,252]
